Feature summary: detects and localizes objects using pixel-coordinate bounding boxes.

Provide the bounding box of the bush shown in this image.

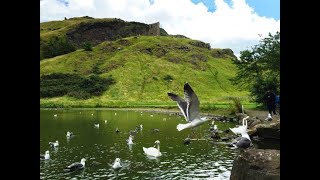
[41,36,76,59]
[227,96,243,114]
[40,73,115,99]
[82,42,93,51]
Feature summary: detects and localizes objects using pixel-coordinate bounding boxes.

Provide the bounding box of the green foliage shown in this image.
[230,32,280,104]
[41,36,76,59]
[163,74,174,82]
[40,73,115,99]
[40,36,250,107]
[82,42,93,51]
[227,96,243,114]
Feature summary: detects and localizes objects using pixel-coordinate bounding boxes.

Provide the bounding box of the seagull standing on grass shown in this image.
[168,82,210,131]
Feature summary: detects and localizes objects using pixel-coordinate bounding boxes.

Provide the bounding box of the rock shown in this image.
[255,122,280,140]
[230,149,280,180]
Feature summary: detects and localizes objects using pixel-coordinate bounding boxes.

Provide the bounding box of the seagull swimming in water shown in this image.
[40,150,50,160]
[63,158,86,172]
[66,131,74,137]
[127,135,134,145]
[168,82,210,131]
[49,140,59,148]
[112,158,122,169]
[94,123,99,128]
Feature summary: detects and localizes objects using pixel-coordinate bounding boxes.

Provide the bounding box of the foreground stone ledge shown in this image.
[230,148,280,180]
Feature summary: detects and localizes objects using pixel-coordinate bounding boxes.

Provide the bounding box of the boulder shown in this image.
[255,122,280,140]
[230,149,280,180]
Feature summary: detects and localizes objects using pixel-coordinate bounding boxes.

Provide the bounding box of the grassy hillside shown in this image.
[40,16,168,60]
[40,35,250,108]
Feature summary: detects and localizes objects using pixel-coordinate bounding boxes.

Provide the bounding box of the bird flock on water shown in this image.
[41,82,253,173]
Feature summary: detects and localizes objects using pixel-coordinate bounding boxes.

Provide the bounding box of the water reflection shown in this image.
[40,109,238,179]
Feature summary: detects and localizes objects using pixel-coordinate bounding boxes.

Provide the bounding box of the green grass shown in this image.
[40,17,115,41]
[40,35,252,109]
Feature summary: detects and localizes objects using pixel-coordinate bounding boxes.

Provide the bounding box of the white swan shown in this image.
[168,83,210,131]
[112,158,122,169]
[143,140,162,157]
[229,116,249,135]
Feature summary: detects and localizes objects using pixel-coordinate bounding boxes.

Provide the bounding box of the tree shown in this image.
[230,32,280,104]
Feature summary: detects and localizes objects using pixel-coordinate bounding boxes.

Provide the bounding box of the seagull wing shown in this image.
[184,83,200,121]
[168,93,189,121]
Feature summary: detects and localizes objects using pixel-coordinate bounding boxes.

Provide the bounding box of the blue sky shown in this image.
[191,0,279,20]
[40,0,280,57]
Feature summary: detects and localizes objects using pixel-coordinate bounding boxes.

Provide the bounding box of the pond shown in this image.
[40,109,239,179]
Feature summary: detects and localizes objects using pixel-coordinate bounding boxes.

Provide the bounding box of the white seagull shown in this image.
[49,140,59,148]
[40,150,50,160]
[112,158,122,169]
[127,135,134,145]
[168,82,210,131]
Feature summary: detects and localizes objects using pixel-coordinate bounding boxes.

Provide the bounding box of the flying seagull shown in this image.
[63,158,86,172]
[168,82,210,131]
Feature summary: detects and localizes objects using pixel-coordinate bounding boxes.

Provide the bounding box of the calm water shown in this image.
[40,109,239,179]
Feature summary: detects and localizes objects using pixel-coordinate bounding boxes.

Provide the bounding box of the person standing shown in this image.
[263,89,277,116]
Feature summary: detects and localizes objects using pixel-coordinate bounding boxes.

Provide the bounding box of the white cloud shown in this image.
[40,0,280,58]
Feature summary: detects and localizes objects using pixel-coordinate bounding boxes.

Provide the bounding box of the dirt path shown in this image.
[245,109,280,123]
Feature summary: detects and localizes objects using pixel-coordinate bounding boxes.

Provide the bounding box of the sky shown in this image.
[40,0,280,58]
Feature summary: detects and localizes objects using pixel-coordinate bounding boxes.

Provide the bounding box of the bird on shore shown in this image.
[229,117,252,149]
[63,158,86,172]
[168,82,210,131]
[229,116,249,135]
